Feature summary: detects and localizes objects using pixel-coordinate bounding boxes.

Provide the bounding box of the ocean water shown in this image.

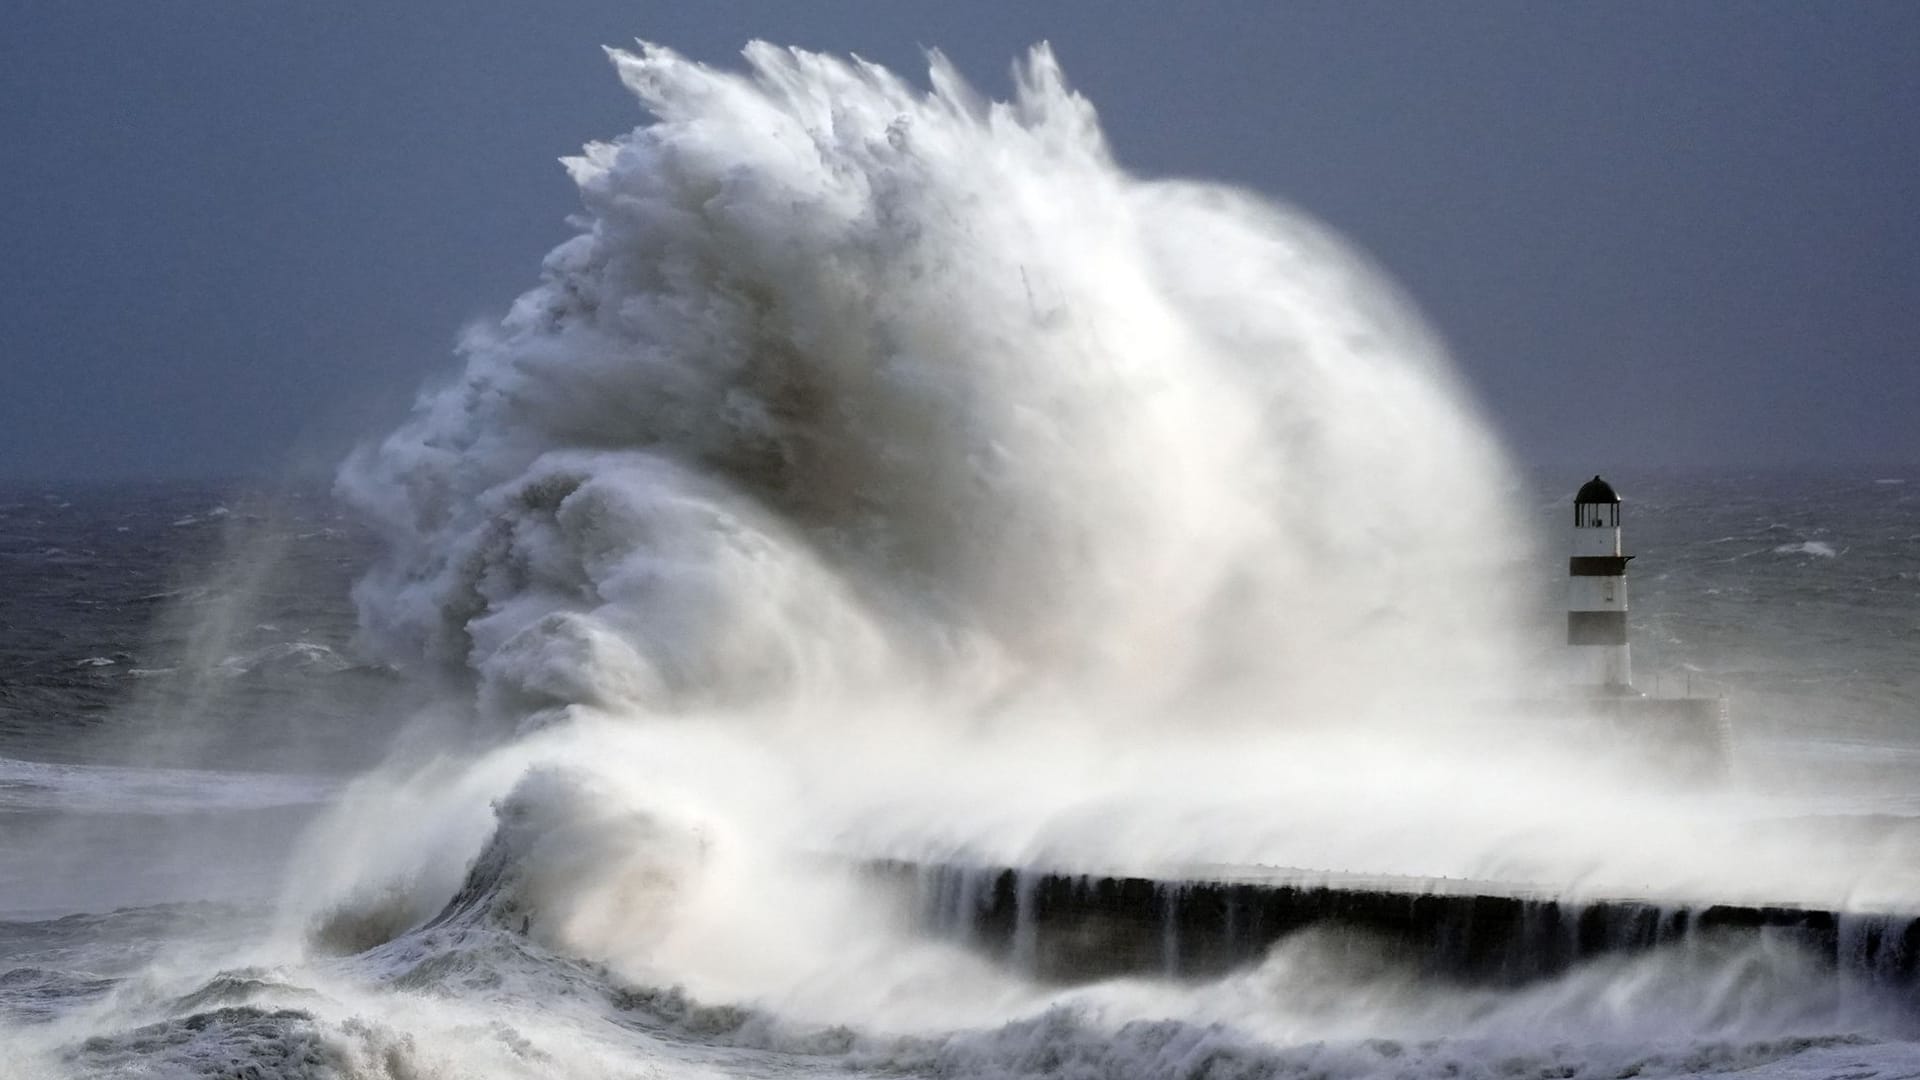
[3,41,1918,1080]
[2,471,1916,1079]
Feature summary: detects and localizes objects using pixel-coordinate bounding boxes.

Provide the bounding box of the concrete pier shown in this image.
[872,860,1920,987]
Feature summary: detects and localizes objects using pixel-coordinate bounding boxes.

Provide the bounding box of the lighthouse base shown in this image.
[1489,695,1732,781]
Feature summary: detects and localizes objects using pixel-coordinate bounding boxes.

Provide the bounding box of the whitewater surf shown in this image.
[4,41,1920,1080]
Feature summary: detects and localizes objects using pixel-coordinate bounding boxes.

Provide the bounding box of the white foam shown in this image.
[21,40,1906,1080]
[337,42,1532,736]
[304,37,1920,1031]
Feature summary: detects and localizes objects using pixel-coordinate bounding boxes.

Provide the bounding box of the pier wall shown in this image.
[874,861,1919,987]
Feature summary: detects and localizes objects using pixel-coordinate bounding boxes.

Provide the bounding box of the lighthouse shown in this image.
[1569,476,1634,694]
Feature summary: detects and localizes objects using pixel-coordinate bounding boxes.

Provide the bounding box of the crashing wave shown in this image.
[339,41,1530,735]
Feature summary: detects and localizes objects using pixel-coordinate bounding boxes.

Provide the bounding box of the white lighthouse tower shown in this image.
[1569,476,1634,694]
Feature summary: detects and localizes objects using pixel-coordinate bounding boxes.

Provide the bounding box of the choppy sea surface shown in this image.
[0,470,1915,1078]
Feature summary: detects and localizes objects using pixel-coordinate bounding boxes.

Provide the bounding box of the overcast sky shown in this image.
[2,2,1915,481]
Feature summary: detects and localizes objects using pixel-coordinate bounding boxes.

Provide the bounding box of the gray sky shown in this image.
[2,2,1915,481]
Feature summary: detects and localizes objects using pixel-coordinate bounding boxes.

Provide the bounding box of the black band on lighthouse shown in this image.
[1570,556,1633,576]
[1567,610,1627,645]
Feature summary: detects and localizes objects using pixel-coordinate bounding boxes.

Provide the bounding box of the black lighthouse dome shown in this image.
[1575,475,1620,505]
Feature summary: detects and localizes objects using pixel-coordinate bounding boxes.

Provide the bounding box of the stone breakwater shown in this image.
[871,860,1920,987]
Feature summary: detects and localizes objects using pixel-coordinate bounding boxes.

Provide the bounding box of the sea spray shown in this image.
[6,41,1920,1080]
[252,44,1920,1079]
[337,41,1532,738]
[304,36,1920,998]
[278,41,1583,1051]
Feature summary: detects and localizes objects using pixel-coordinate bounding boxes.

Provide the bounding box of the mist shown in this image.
[294,40,1912,1018]
[4,35,1918,1080]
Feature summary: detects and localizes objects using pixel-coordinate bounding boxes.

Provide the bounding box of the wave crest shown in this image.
[340,41,1528,733]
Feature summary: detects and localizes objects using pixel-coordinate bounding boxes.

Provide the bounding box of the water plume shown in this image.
[13,40,1919,1080]
[294,41,1920,1068]
[337,40,1531,740]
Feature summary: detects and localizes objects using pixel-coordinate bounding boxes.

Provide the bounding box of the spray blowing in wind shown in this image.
[300,41,1920,982]
[314,40,1912,980]
[261,44,1920,1064]
[13,35,1920,1080]
[338,42,1529,747]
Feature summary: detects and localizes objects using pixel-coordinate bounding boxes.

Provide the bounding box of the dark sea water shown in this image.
[0,469,1916,1078]
[0,482,392,769]
[0,483,396,917]
[1623,471,1920,745]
